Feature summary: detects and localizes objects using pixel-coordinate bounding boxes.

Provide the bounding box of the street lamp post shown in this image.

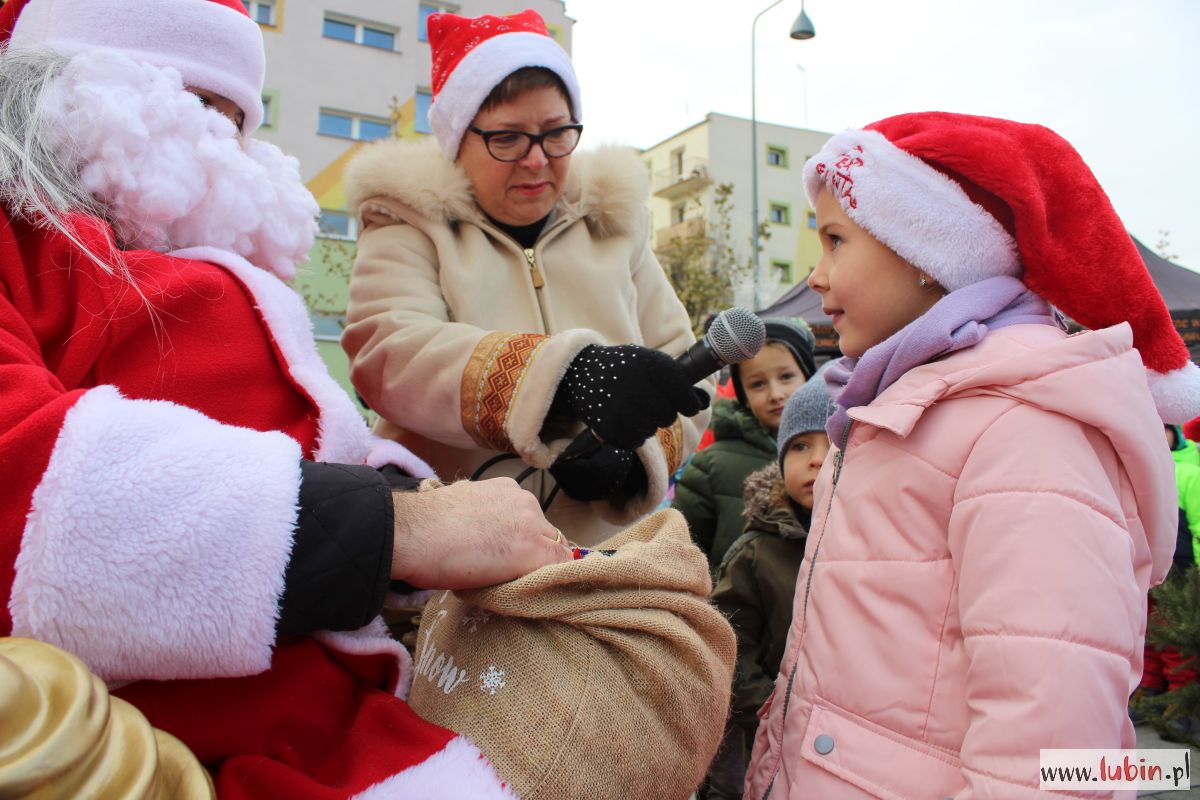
[750,1,814,309]
[796,63,808,129]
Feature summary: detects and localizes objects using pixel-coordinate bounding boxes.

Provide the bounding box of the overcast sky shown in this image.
[563,0,1200,270]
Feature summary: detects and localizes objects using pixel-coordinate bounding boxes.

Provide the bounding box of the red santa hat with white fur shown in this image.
[804,111,1200,423]
[426,8,582,157]
[0,0,266,133]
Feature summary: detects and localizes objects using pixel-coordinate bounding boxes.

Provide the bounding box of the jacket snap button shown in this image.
[813,734,834,755]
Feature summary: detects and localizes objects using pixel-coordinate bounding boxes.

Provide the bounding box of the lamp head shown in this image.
[790,8,815,39]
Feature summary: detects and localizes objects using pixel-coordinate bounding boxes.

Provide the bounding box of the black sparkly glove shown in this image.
[549,444,647,502]
[558,344,710,450]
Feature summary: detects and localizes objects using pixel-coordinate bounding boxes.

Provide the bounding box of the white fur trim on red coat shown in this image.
[171,246,434,478]
[314,617,415,700]
[351,736,518,800]
[11,0,266,133]
[10,385,301,683]
[803,128,1019,291]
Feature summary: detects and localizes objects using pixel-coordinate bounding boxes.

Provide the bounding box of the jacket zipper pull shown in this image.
[523,248,545,289]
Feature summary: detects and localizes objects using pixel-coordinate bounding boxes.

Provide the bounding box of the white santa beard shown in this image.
[40,50,317,280]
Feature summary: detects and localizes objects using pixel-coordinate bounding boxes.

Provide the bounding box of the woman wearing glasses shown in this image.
[343,9,710,545]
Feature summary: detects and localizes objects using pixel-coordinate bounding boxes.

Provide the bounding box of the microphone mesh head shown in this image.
[708,307,766,365]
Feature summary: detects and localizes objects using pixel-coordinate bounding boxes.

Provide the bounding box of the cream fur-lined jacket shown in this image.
[343,138,710,545]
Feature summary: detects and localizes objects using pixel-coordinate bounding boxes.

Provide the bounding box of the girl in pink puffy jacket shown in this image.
[743,112,1196,799]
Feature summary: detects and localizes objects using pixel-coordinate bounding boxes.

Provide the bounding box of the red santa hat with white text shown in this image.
[0,0,266,133]
[426,8,582,157]
[804,111,1200,423]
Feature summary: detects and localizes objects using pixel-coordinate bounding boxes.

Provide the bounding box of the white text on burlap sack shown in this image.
[415,593,469,694]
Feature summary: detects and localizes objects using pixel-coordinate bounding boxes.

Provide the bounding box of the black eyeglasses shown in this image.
[467,123,583,162]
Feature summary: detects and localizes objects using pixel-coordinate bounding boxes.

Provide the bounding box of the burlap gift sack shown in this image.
[408,508,736,800]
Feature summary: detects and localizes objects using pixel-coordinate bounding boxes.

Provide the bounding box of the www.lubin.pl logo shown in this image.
[1040,749,1191,790]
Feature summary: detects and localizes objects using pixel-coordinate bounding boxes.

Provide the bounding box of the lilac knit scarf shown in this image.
[824,275,1055,446]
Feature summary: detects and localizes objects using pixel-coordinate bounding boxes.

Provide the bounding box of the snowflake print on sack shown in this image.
[462,606,492,633]
[479,665,507,696]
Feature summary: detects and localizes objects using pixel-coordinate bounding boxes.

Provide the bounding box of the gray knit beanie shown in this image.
[777,362,836,471]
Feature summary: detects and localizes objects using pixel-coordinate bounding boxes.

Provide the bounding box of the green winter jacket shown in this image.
[711,463,808,740]
[672,399,777,571]
[1178,461,1200,566]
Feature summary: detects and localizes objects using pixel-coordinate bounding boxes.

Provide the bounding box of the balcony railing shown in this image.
[655,217,706,250]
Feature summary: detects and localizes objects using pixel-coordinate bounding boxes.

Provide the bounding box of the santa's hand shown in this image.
[390,478,571,589]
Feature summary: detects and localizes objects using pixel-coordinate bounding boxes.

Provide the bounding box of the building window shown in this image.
[670,147,685,179]
[323,18,355,42]
[318,110,392,141]
[807,210,817,229]
[319,210,357,239]
[359,119,391,140]
[415,90,433,134]
[772,260,793,283]
[418,3,455,42]
[671,203,686,225]
[769,202,791,226]
[260,89,279,130]
[766,145,788,168]
[545,22,563,43]
[361,26,395,50]
[242,0,275,25]
[323,15,397,51]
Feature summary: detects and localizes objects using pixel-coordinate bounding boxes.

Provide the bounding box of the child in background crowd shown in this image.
[744,112,1193,798]
[1167,424,1200,569]
[705,366,834,800]
[1134,424,1200,733]
[673,319,816,572]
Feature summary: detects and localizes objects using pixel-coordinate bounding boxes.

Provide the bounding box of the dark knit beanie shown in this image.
[777,363,835,473]
[730,318,817,407]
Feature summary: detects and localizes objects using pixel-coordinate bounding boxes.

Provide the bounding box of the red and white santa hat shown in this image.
[426,8,582,158]
[804,111,1200,423]
[0,0,266,133]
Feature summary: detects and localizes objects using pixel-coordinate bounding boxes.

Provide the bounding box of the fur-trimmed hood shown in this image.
[741,463,809,540]
[344,137,649,239]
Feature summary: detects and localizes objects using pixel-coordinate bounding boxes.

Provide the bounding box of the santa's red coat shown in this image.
[0,210,512,798]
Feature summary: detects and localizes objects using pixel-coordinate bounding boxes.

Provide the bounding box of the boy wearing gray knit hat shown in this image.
[705,364,834,798]
[777,363,836,511]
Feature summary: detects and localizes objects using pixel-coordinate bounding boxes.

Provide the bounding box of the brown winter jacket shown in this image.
[342,139,709,545]
[711,464,808,737]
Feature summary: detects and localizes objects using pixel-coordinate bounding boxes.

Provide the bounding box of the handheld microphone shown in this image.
[555,308,767,464]
[675,307,768,385]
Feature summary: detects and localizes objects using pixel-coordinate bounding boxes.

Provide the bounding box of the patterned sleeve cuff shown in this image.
[460,332,551,453]
[657,418,686,475]
[459,329,605,463]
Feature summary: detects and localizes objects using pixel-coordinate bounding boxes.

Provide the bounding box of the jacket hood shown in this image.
[710,398,775,449]
[849,322,1176,583]
[344,137,649,239]
[741,463,808,540]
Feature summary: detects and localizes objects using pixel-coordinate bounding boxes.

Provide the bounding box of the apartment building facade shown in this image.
[642,113,831,309]
[244,0,573,393]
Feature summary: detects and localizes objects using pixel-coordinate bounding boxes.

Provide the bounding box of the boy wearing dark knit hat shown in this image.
[704,366,834,799]
[673,319,817,572]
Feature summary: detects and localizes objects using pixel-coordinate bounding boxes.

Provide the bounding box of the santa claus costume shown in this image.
[0,0,513,796]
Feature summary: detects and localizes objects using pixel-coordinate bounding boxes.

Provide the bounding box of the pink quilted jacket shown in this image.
[744,324,1175,799]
